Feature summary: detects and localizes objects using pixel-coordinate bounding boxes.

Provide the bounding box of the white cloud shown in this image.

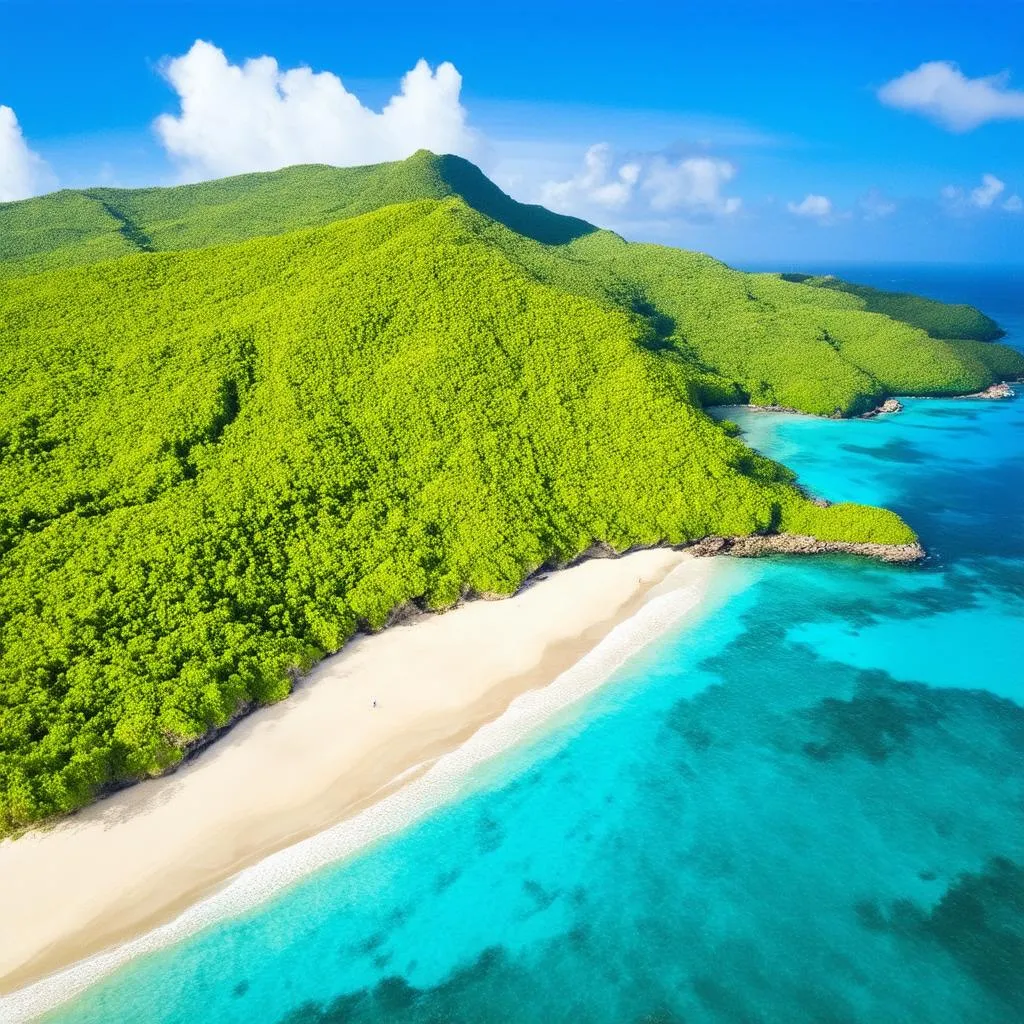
[941,173,1020,213]
[540,144,640,210]
[860,189,897,220]
[540,144,741,220]
[787,194,833,220]
[878,61,1024,131]
[641,156,741,215]
[154,40,477,180]
[0,105,55,202]
[970,172,1005,208]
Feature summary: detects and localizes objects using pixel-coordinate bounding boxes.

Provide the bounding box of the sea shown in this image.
[28,266,1024,1023]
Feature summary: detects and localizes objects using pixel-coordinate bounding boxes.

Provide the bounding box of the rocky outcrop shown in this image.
[860,397,903,418]
[960,382,1015,400]
[737,396,904,421]
[689,533,925,564]
[726,381,1019,422]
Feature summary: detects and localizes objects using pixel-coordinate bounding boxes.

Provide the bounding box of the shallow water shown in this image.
[41,270,1024,1023]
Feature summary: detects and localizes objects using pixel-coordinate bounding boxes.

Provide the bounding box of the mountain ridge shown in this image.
[0,150,596,276]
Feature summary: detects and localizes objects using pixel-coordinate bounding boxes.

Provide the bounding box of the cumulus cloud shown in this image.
[787,194,833,220]
[154,40,477,179]
[641,156,741,215]
[540,144,741,220]
[0,105,55,201]
[942,173,1016,212]
[540,144,640,210]
[970,172,1005,208]
[878,61,1024,131]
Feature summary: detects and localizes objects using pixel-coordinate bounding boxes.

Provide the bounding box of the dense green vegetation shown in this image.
[781,273,1005,342]
[495,236,1021,415]
[0,150,594,279]
[0,152,1019,832]
[3,150,1018,409]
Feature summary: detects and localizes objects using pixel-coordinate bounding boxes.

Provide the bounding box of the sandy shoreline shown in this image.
[0,548,721,1010]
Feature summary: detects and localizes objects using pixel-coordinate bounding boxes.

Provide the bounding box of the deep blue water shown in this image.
[42,269,1024,1023]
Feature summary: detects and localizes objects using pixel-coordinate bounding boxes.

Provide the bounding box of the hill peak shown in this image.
[0,151,597,277]
[415,151,596,245]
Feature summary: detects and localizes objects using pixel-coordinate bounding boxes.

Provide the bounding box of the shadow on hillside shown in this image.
[436,154,598,246]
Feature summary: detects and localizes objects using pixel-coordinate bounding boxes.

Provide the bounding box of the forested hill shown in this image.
[0,150,596,277]
[2,151,1018,416]
[0,156,1021,833]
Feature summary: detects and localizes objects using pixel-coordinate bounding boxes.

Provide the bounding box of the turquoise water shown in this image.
[44,271,1024,1023]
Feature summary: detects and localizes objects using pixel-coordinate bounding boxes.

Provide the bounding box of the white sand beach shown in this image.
[0,548,720,1012]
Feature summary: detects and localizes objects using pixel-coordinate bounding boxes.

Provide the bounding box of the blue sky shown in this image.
[2,0,1022,263]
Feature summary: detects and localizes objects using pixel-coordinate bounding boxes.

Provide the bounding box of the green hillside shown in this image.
[481,230,1020,414]
[3,152,1019,417]
[781,273,1005,342]
[0,150,595,278]
[0,153,1020,832]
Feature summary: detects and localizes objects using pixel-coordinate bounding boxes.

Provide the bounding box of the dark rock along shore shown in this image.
[690,534,926,564]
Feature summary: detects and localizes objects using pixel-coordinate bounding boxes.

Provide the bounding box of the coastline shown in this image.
[712,379,1018,422]
[0,548,727,1016]
[691,533,924,563]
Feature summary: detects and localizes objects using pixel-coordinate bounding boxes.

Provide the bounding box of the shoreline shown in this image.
[710,380,1018,422]
[691,533,924,564]
[0,549,727,1017]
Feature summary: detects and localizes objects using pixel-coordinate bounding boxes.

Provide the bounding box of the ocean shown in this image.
[38,266,1024,1023]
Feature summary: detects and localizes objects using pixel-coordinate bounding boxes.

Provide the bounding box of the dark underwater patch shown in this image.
[699,563,970,655]
[854,898,889,932]
[954,556,1024,602]
[278,946,513,1024]
[633,1007,684,1024]
[840,438,928,464]
[815,574,981,627]
[801,673,944,764]
[476,813,505,854]
[372,976,418,1014]
[921,407,981,420]
[690,973,758,1020]
[521,878,559,914]
[676,721,715,752]
[934,424,986,435]
[434,866,462,893]
[854,859,1024,1015]
[922,858,1024,1011]
[385,905,411,929]
[672,579,1024,779]
[357,931,387,955]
